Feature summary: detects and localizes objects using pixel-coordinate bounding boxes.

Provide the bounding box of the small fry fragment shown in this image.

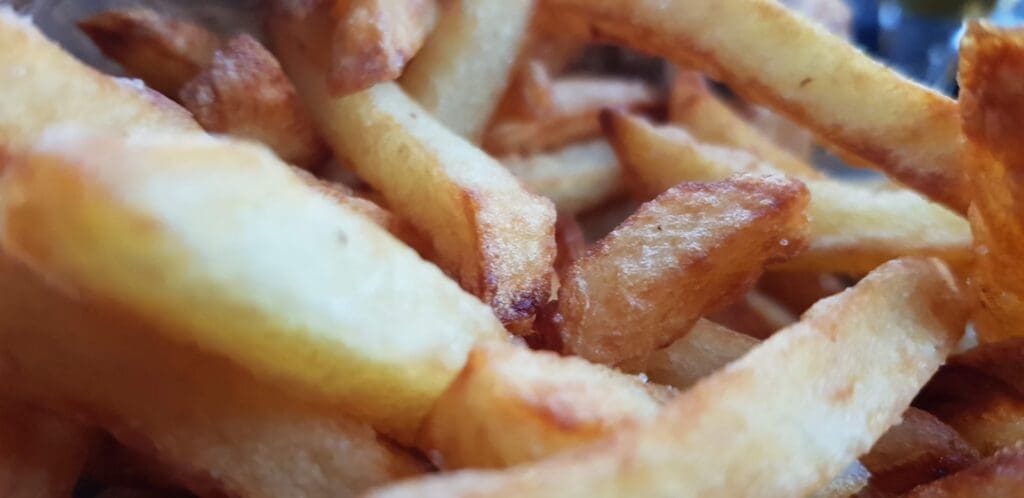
[180,34,328,169]
[78,8,220,96]
[758,271,847,316]
[0,402,96,498]
[904,446,1024,498]
[549,174,809,365]
[501,140,623,215]
[640,318,759,390]
[366,258,967,498]
[553,214,585,275]
[709,290,798,340]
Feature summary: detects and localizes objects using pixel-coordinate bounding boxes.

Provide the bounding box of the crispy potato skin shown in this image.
[180,34,328,169]
[959,23,1024,343]
[366,258,967,498]
[0,402,96,498]
[552,175,809,365]
[329,0,438,96]
[541,0,969,213]
[904,447,1024,498]
[78,8,220,97]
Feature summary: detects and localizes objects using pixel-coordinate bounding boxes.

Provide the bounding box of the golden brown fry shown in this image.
[604,112,972,275]
[400,0,534,140]
[366,258,967,498]
[554,214,585,276]
[541,0,968,213]
[328,0,438,95]
[758,271,847,316]
[501,140,623,215]
[709,290,798,340]
[180,34,328,169]
[0,10,199,154]
[78,8,220,97]
[640,319,758,390]
[743,105,817,161]
[548,174,808,365]
[491,60,555,123]
[0,402,96,498]
[271,15,557,323]
[958,23,1024,343]
[947,338,1024,396]
[668,69,821,178]
[904,446,1024,498]
[0,129,507,441]
[0,254,427,498]
[861,408,979,494]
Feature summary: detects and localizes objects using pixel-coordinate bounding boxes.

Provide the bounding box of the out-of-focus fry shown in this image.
[501,140,623,215]
[0,254,427,498]
[640,319,758,390]
[0,402,96,498]
[709,290,798,340]
[399,0,535,140]
[491,60,554,122]
[758,271,847,316]
[958,23,1024,343]
[78,8,220,97]
[0,10,199,154]
[904,446,1024,498]
[781,0,852,38]
[668,69,821,178]
[547,175,808,365]
[810,462,871,498]
[554,214,585,276]
[0,129,507,441]
[604,112,972,275]
[860,408,979,494]
[743,105,817,161]
[328,0,439,96]
[366,258,967,498]
[541,0,969,213]
[180,34,328,169]
[271,15,557,324]
[947,338,1024,396]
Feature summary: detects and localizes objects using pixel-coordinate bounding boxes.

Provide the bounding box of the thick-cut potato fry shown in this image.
[399,0,534,140]
[709,290,798,340]
[540,0,969,213]
[0,10,198,154]
[639,319,758,390]
[604,112,972,274]
[180,34,327,169]
[959,23,1024,343]
[501,140,623,215]
[271,16,556,323]
[328,0,438,95]
[759,271,847,316]
[366,258,966,498]
[781,0,852,38]
[78,8,220,96]
[860,408,979,494]
[0,402,96,498]
[0,254,427,498]
[668,69,821,178]
[904,446,1024,498]
[547,175,808,365]
[0,130,506,441]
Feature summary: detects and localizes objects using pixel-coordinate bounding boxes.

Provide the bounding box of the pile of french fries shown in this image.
[3,0,1024,496]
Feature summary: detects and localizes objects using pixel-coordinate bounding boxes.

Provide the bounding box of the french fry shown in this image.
[758,271,847,316]
[540,0,969,213]
[639,319,759,390]
[365,258,967,498]
[903,446,1024,498]
[490,60,554,123]
[0,254,427,498]
[743,105,817,162]
[0,129,507,441]
[553,214,585,276]
[708,290,798,340]
[810,462,870,498]
[958,23,1024,343]
[78,8,220,97]
[180,34,328,169]
[781,0,852,38]
[271,13,557,323]
[668,69,821,179]
[328,0,438,96]
[947,338,1024,396]
[545,174,808,365]
[0,9,199,154]
[399,0,535,140]
[604,112,972,275]
[501,140,623,215]
[0,402,96,498]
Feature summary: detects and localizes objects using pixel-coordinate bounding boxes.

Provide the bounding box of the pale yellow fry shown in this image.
[365,257,966,498]
[272,16,556,323]
[0,129,506,442]
[400,0,534,140]
[604,112,971,274]
[0,402,96,498]
[541,0,968,213]
[501,140,623,215]
[640,319,759,390]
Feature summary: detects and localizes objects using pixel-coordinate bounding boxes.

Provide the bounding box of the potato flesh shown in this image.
[501,140,623,216]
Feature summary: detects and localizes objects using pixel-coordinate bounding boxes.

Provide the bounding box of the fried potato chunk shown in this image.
[0,402,96,498]
[501,140,623,215]
[0,129,506,441]
[604,112,972,274]
[639,319,759,390]
[78,8,220,96]
[708,290,798,340]
[540,0,968,213]
[758,271,847,316]
[958,23,1024,343]
[271,15,556,324]
[328,0,438,95]
[903,447,1024,498]
[365,258,967,498]
[180,34,327,169]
